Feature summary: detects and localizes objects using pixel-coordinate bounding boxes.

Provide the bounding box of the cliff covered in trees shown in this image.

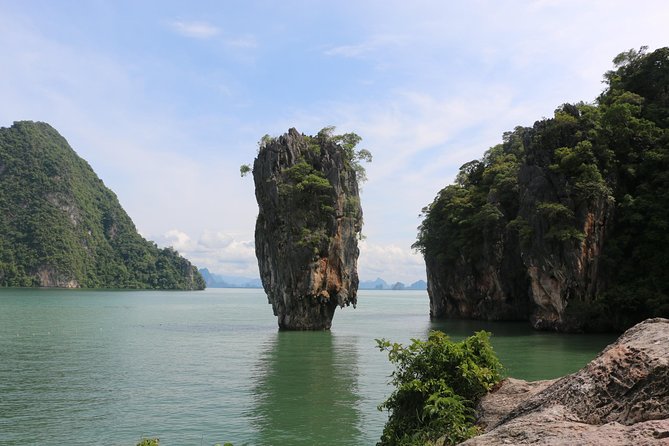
[250,127,370,329]
[414,47,669,332]
[0,121,205,290]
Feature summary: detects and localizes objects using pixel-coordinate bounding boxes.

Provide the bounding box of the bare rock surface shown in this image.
[460,318,669,445]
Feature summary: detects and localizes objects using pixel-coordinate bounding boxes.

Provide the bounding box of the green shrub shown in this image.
[136,439,158,446]
[376,331,503,446]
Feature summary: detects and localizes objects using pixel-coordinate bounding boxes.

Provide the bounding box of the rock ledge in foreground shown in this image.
[459,318,669,445]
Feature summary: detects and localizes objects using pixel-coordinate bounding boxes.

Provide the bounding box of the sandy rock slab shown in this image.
[460,318,669,445]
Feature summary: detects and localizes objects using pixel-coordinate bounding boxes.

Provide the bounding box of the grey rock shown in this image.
[459,318,669,445]
[252,128,362,330]
[426,119,614,331]
[517,131,612,331]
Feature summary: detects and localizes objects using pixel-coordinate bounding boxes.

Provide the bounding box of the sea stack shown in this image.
[252,128,365,330]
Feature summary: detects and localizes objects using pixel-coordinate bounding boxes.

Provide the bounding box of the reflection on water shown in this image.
[250,331,363,446]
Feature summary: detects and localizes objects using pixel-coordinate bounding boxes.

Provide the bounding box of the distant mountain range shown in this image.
[199,268,263,288]
[199,269,427,291]
[358,278,427,290]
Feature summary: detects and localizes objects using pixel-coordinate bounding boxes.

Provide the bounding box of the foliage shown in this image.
[258,133,276,149]
[278,159,335,253]
[315,125,373,182]
[535,202,585,242]
[414,46,669,331]
[413,137,522,264]
[136,439,158,446]
[239,164,251,177]
[248,127,370,253]
[376,331,503,446]
[0,121,205,290]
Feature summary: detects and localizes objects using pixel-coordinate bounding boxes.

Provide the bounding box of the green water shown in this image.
[0,288,616,445]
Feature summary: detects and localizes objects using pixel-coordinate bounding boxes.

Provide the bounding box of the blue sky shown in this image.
[1,1,667,283]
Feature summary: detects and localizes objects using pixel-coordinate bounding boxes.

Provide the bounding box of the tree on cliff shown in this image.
[415,46,669,331]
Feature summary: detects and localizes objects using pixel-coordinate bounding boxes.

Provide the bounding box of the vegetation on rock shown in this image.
[244,126,370,252]
[0,121,205,290]
[376,331,502,446]
[415,46,669,331]
[250,127,370,329]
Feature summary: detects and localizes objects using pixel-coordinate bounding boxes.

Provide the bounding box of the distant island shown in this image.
[199,268,262,288]
[359,278,427,290]
[0,121,205,290]
[200,268,426,291]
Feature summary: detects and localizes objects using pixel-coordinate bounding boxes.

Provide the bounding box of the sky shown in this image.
[1,1,667,284]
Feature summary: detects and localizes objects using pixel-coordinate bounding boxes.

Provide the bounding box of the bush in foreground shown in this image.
[376,331,502,445]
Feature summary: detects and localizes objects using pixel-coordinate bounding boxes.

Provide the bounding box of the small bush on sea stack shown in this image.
[376,331,502,445]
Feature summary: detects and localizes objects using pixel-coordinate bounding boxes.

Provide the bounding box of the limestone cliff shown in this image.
[516,123,612,330]
[416,47,669,331]
[252,128,365,330]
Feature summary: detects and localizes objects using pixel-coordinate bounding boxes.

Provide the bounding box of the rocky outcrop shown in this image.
[420,48,669,332]
[424,117,613,331]
[425,227,530,322]
[458,318,669,445]
[37,266,80,288]
[515,122,613,331]
[252,128,363,330]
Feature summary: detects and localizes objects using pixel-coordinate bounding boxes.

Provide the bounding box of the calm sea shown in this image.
[0,288,615,445]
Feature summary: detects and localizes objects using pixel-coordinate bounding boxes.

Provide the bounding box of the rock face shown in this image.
[421,111,614,332]
[459,318,669,445]
[252,128,363,330]
[424,224,530,322]
[516,125,612,331]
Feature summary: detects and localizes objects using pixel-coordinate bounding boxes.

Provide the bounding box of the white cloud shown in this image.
[166,20,257,49]
[324,34,409,58]
[168,20,221,39]
[162,229,194,251]
[154,229,258,277]
[153,229,428,285]
[358,241,425,284]
[225,36,258,49]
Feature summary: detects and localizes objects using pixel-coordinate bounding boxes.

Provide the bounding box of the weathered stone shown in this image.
[425,113,613,332]
[252,128,362,330]
[516,135,612,331]
[425,226,530,322]
[459,318,669,445]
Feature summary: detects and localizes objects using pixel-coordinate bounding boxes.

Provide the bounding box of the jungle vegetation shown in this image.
[0,121,205,289]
